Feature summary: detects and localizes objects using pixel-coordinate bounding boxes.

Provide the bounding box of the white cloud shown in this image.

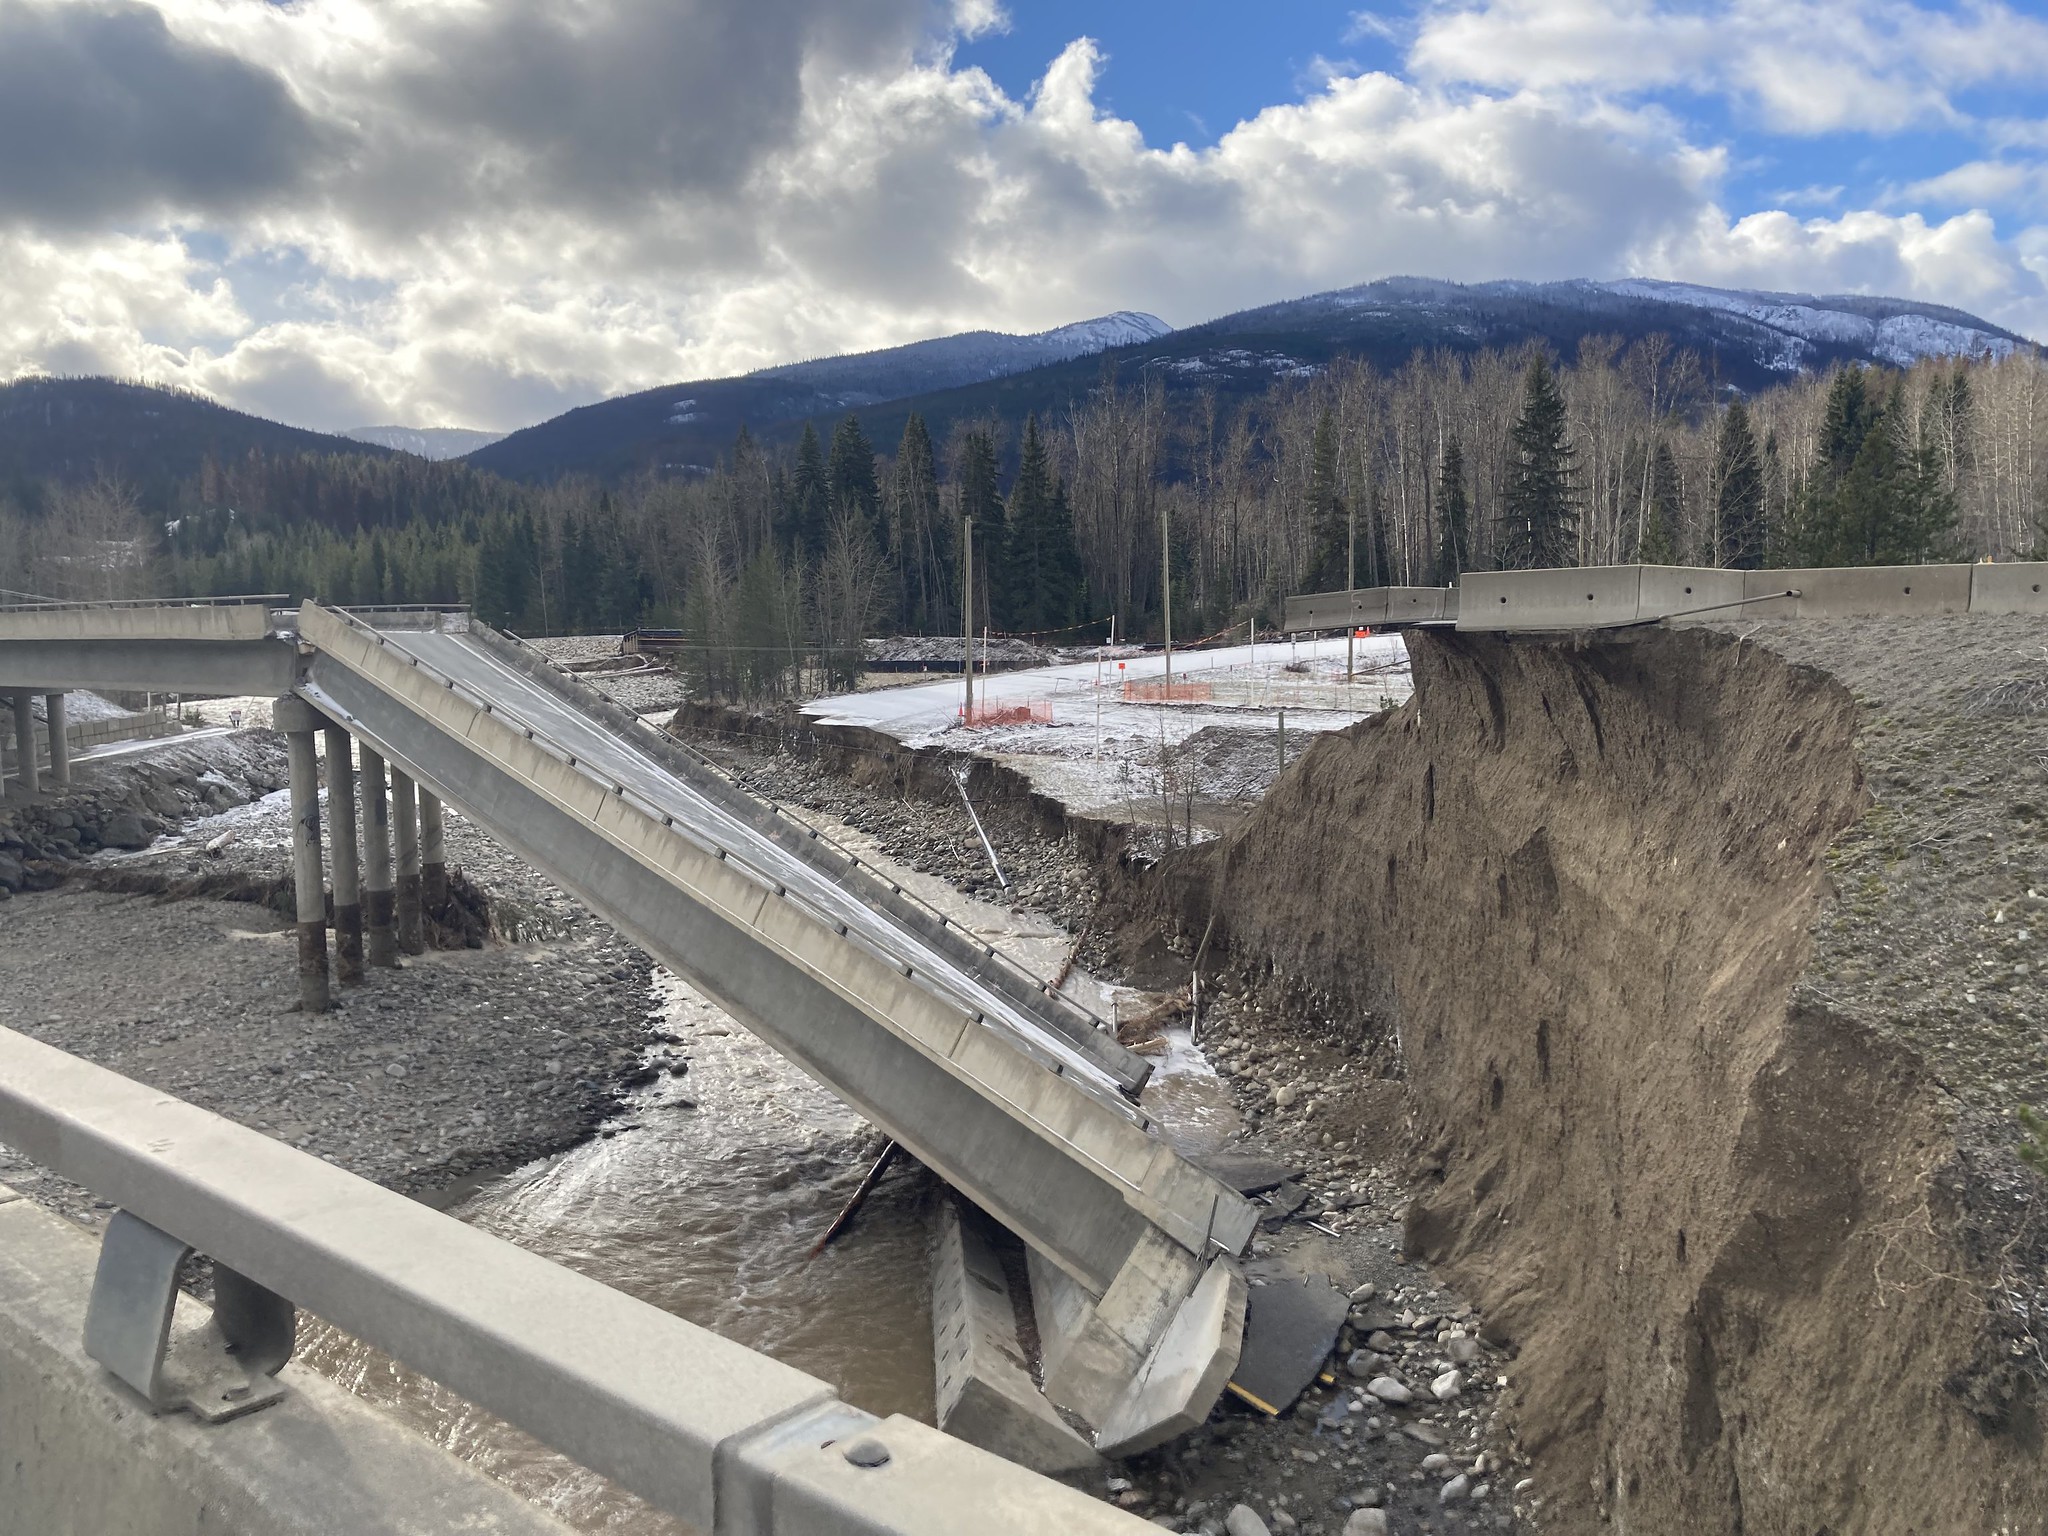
[1409,0,2048,135]
[950,0,1009,41]
[0,0,2041,433]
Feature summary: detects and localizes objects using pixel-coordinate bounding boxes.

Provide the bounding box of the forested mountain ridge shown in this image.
[0,376,399,512]
[468,278,2031,486]
[465,311,1173,481]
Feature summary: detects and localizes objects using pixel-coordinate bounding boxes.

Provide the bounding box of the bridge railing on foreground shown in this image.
[0,1024,1152,1536]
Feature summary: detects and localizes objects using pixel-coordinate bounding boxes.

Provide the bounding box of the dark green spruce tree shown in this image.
[1434,434,1469,584]
[956,429,1004,631]
[780,421,829,558]
[827,415,881,543]
[1788,369,1957,565]
[1714,399,1765,570]
[1000,415,1083,632]
[891,413,943,631]
[1498,357,1579,569]
[1636,439,1682,564]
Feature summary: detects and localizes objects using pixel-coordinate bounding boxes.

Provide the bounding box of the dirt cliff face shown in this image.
[1162,626,2047,1533]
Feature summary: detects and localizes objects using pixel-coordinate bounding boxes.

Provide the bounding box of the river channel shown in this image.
[298,809,1241,1531]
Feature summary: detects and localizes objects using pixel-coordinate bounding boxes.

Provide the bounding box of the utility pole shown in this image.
[1160,504,1173,691]
[962,515,974,722]
[1347,500,1357,683]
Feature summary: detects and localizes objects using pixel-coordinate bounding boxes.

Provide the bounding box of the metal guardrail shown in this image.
[0,1025,1150,1535]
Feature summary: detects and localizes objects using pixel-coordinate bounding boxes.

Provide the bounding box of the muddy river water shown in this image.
[298,810,1241,1531]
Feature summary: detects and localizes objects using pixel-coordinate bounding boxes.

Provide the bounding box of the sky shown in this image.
[0,0,2045,434]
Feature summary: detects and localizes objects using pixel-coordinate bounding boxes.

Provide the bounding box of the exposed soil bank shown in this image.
[1135,623,2048,1534]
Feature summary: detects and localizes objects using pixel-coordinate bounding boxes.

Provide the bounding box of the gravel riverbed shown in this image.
[0,732,654,1225]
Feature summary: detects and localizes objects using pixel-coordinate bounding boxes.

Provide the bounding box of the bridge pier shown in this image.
[324,726,364,985]
[9,691,38,797]
[419,789,447,908]
[391,769,425,956]
[43,693,68,785]
[358,748,398,968]
[275,697,331,1014]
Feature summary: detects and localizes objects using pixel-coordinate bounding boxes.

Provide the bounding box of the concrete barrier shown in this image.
[0,1186,576,1536]
[1286,562,2046,636]
[0,604,275,645]
[1459,566,1649,630]
[1741,565,1972,619]
[1969,562,2048,615]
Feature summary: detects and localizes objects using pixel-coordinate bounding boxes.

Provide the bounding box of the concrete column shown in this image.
[358,747,397,969]
[275,697,330,1015]
[10,692,37,797]
[391,769,425,956]
[43,694,69,785]
[324,727,363,985]
[419,789,447,909]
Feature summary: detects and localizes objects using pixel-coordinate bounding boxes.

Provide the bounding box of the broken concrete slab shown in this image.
[1095,1258,1247,1458]
[1227,1263,1349,1417]
[933,1196,1101,1476]
[1192,1153,1306,1198]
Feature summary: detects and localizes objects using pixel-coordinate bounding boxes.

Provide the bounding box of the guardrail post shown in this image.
[43,691,69,784]
[275,697,330,1013]
[358,747,398,967]
[325,726,364,984]
[82,1208,293,1421]
[9,689,38,796]
[391,768,425,955]
[419,788,447,907]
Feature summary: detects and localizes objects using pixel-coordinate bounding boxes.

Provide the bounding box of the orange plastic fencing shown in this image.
[1121,679,1213,703]
[960,698,1053,727]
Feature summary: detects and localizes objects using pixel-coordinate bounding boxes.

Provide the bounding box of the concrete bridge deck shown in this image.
[0,596,1257,1462]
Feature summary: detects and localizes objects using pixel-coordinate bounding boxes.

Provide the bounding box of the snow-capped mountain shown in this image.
[468,278,2030,483]
[747,311,1173,402]
[346,425,506,460]
[1581,279,2020,370]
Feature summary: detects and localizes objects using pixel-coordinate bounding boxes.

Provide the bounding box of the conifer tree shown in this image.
[956,430,1004,630]
[827,415,881,543]
[1714,399,1765,569]
[1001,415,1083,632]
[1636,440,1682,564]
[890,413,942,630]
[1434,434,1469,584]
[1789,371,1957,565]
[1498,357,1579,569]
[781,422,829,557]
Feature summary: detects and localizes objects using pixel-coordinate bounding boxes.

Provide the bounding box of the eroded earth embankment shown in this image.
[1139,623,2048,1534]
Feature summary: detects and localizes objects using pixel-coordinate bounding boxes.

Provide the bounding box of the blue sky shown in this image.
[0,0,2043,429]
[960,3,1400,148]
